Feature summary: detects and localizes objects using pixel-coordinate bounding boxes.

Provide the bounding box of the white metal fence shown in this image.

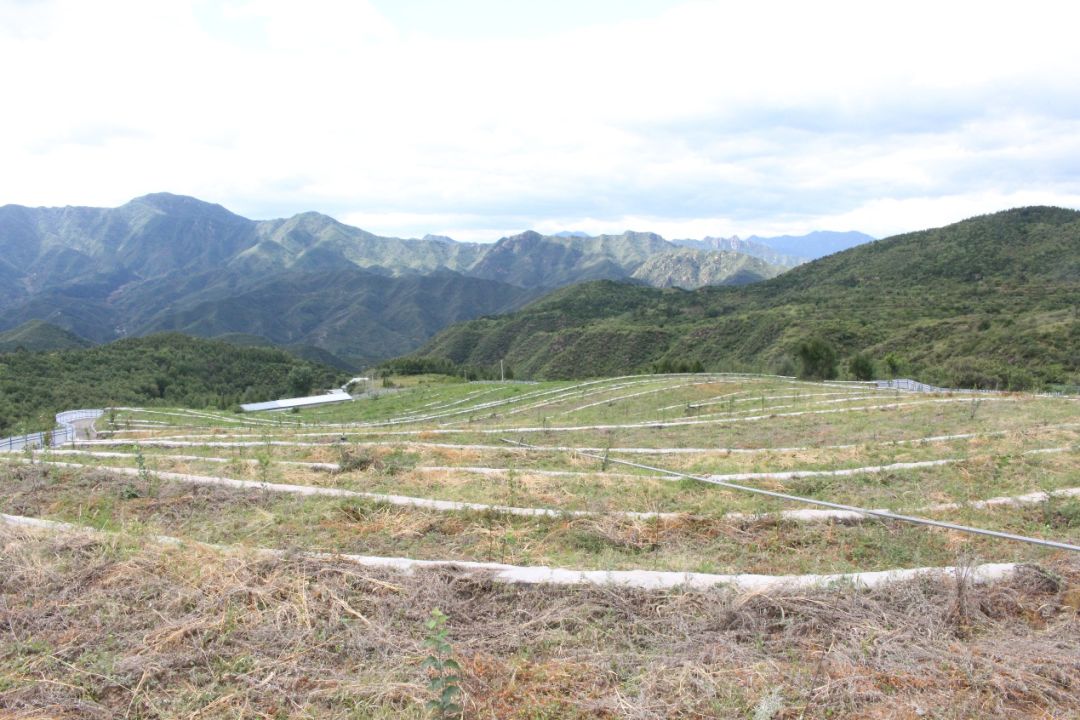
[0,408,104,452]
[875,379,1002,394]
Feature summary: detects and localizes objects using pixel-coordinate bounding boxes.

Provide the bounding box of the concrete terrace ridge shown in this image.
[0,512,1020,593]
[0,458,672,520]
[62,421,1079,453]
[8,443,1076,523]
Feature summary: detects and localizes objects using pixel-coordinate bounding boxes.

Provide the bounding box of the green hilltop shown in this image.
[411,207,1080,389]
[0,320,92,353]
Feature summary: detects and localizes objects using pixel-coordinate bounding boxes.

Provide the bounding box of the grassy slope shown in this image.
[2,375,1079,718]
[415,207,1080,387]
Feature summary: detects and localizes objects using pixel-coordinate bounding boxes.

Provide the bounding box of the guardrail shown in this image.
[875,379,1002,394]
[0,408,104,453]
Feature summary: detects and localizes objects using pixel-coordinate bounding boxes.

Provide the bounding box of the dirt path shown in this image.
[69,418,97,441]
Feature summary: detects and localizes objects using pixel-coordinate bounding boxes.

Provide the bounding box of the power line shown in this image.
[501,438,1080,553]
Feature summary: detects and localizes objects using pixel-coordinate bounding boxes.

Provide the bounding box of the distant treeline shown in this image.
[380,355,711,379]
[378,356,514,381]
[0,334,344,435]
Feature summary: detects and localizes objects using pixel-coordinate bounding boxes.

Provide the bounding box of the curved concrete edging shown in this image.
[656,389,864,413]
[26,450,670,479]
[7,447,1076,524]
[553,379,727,416]
[89,396,1019,443]
[66,421,1079,455]
[2,458,667,519]
[0,512,1019,592]
[33,448,339,471]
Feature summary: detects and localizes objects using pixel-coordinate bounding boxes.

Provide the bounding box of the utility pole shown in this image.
[500,359,505,382]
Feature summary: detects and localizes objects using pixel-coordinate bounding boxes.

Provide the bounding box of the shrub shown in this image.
[796,338,838,380]
[338,446,377,472]
[848,353,875,381]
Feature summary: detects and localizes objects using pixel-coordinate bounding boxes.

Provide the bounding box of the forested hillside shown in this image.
[413,207,1080,389]
[0,334,344,435]
[137,268,541,367]
[0,193,784,363]
[0,320,92,353]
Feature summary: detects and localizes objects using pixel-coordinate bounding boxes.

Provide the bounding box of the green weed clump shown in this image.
[381,449,420,476]
[422,608,462,719]
[1043,496,1080,529]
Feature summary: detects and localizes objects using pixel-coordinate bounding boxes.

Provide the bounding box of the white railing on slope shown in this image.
[875,378,1002,394]
[0,409,104,453]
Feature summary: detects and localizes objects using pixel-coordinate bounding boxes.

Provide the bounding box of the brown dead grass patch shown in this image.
[428,447,488,465]
[462,655,618,718]
[335,503,458,538]
[1,524,1079,719]
[305,445,339,463]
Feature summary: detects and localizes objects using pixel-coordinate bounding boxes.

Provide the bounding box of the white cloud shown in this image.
[226,0,398,50]
[806,190,1080,239]
[1,0,1079,238]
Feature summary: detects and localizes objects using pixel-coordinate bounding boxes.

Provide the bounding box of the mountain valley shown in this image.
[0,193,822,364]
[413,207,1080,389]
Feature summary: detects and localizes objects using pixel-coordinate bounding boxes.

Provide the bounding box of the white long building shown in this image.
[239,388,353,413]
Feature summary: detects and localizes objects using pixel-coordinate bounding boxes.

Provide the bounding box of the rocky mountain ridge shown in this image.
[0,192,867,364]
[413,206,1080,388]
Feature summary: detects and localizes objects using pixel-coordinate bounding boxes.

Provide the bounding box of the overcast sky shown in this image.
[3,0,1079,241]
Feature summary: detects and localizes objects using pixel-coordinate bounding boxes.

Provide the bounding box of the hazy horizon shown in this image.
[3,0,1078,241]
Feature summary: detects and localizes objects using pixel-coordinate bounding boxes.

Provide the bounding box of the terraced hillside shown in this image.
[415,206,1080,388]
[2,374,1079,717]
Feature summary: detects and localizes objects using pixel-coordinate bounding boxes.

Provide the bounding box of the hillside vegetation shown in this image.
[629,248,784,288]
[0,194,786,364]
[0,334,343,435]
[0,319,91,353]
[414,207,1080,389]
[138,268,540,367]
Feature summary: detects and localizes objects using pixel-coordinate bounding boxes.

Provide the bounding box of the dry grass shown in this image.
[1,525,1078,719]
[3,466,1077,576]
[5,379,1079,717]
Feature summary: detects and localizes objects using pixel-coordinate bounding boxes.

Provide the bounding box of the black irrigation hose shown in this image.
[501,438,1080,553]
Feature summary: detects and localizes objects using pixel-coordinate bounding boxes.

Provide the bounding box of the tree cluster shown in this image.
[0,334,344,436]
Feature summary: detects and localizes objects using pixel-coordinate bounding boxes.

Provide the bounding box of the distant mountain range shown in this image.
[630,248,783,288]
[672,230,875,265]
[746,230,875,259]
[1,193,867,365]
[413,207,1080,389]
